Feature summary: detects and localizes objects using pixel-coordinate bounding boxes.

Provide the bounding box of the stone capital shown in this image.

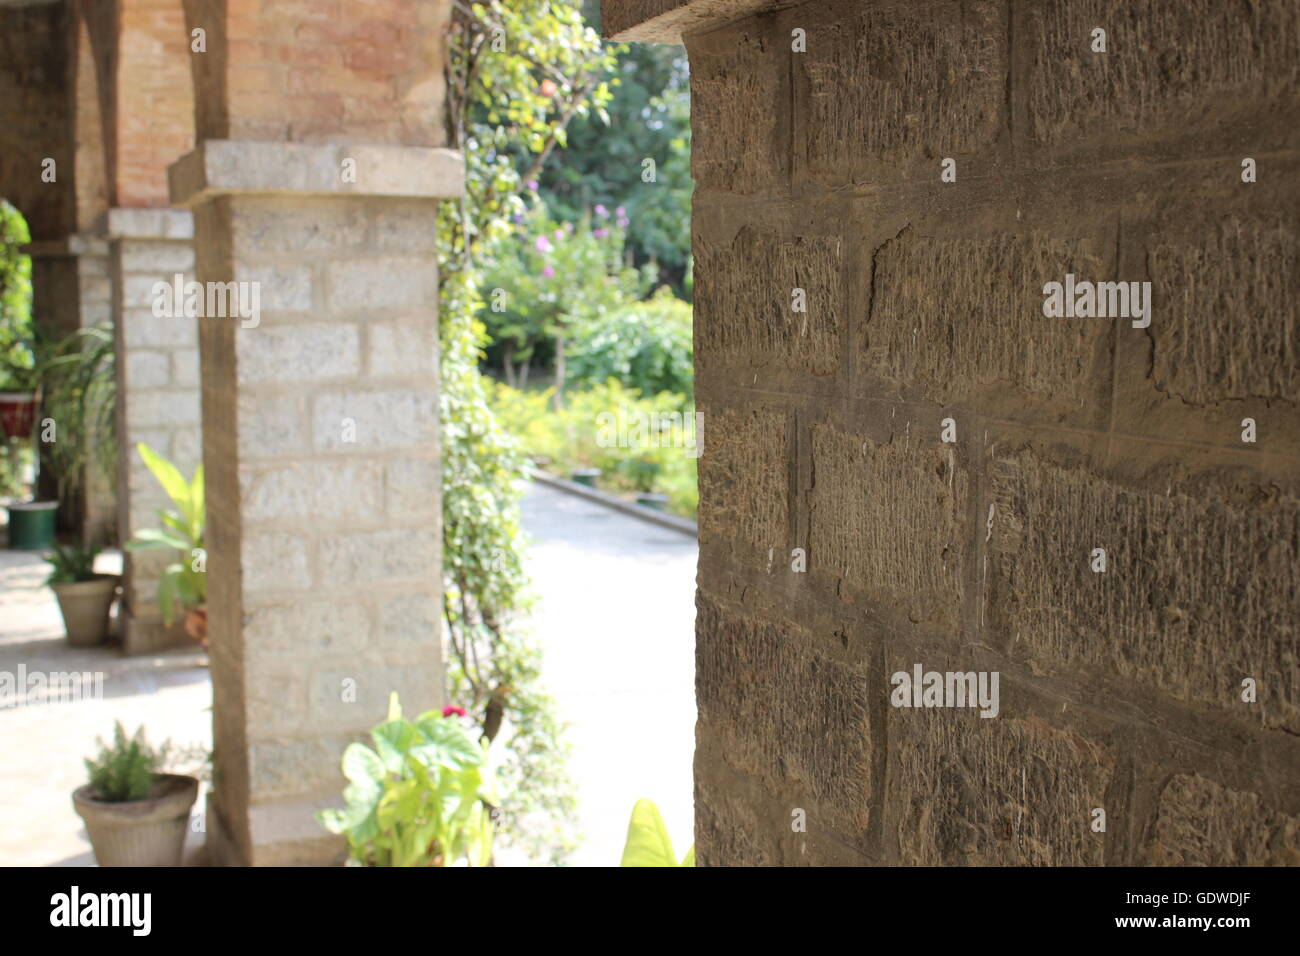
[99,207,195,242]
[168,140,465,207]
[601,0,794,42]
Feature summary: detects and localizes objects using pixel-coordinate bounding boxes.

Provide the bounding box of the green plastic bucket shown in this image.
[7,500,58,550]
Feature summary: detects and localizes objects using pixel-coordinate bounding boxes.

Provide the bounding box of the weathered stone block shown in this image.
[120,239,195,274]
[317,528,439,587]
[1025,0,1300,145]
[241,460,383,522]
[244,601,372,665]
[988,449,1300,731]
[125,350,171,388]
[312,389,438,450]
[242,531,312,593]
[235,264,313,312]
[1140,774,1300,866]
[325,256,437,310]
[809,423,966,622]
[122,308,199,348]
[368,318,436,379]
[686,17,786,195]
[797,0,1004,182]
[378,593,440,645]
[384,458,439,516]
[236,322,360,384]
[696,404,789,558]
[696,595,872,842]
[888,709,1113,865]
[123,389,202,428]
[864,230,1106,406]
[1147,216,1298,405]
[238,393,308,458]
[694,228,842,375]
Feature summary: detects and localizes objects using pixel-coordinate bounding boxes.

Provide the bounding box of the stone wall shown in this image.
[666,0,1300,865]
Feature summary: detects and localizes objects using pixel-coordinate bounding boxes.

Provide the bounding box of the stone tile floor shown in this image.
[0,480,697,866]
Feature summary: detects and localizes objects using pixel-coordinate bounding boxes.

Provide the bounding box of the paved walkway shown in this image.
[0,548,211,867]
[515,481,697,866]
[0,481,697,867]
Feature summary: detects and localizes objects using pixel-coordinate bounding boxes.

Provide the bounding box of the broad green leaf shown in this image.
[620,798,679,867]
[371,719,418,775]
[137,442,191,517]
[341,743,385,787]
[126,527,190,552]
[680,845,695,867]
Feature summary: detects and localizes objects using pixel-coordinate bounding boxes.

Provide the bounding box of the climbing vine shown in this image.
[438,0,616,863]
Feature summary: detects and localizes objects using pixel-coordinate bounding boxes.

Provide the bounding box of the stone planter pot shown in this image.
[635,492,670,512]
[571,467,601,488]
[73,774,199,867]
[51,575,119,646]
[184,604,208,650]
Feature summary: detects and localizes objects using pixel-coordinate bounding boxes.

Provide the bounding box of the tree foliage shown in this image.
[439,0,616,864]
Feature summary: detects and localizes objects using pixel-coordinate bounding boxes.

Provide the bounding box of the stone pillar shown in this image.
[606,0,1300,867]
[169,140,461,865]
[103,207,201,653]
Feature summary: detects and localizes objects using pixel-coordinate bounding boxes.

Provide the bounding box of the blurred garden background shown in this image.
[1,0,696,866]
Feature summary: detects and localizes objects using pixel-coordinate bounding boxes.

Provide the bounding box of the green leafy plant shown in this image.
[437,0,616,863]
[44,540,103,584]
[620,798,694,867]
[487,379,699,517]
[40,324,117,499]
[567,288,693,400]
[124,443,205,625]
[317,694,496,867]
[84,722,165,803]
[481,202,651,394]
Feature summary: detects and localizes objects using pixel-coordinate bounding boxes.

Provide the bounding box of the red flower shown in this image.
[442,706,467,718]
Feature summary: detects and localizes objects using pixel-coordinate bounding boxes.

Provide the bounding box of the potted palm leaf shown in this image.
[124,443,207,648]
[45,541,119,646]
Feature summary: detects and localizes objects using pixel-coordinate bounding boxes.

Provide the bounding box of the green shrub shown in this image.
[84,722,163,803]
[44,541,102,584]
[317,694,496,867]
[487,379,699,517]
[567,288,693,400]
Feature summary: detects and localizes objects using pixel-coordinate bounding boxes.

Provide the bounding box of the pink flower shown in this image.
[527,180,538,191]
[534,235,553,253]
[543,265,555,277]
[615,206,626,217]
[595,204,609,218]
[555,228,564,241]
[593,228,609,239]
[442,706,467,718]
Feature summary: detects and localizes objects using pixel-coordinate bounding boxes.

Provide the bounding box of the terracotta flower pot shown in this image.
[184,604,208,650]
[51,575,119,646]
[72,773,199,867]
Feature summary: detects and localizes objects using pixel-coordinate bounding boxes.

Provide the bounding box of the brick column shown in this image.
[169,141,461,865]
[103,207,201,653]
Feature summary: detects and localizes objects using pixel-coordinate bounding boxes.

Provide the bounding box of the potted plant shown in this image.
[72,722,199,867]
[624,454,669,510]
[317,694,496,866]
[1,317,59,549]
[44,541,119,646]
[124,443,206,648]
